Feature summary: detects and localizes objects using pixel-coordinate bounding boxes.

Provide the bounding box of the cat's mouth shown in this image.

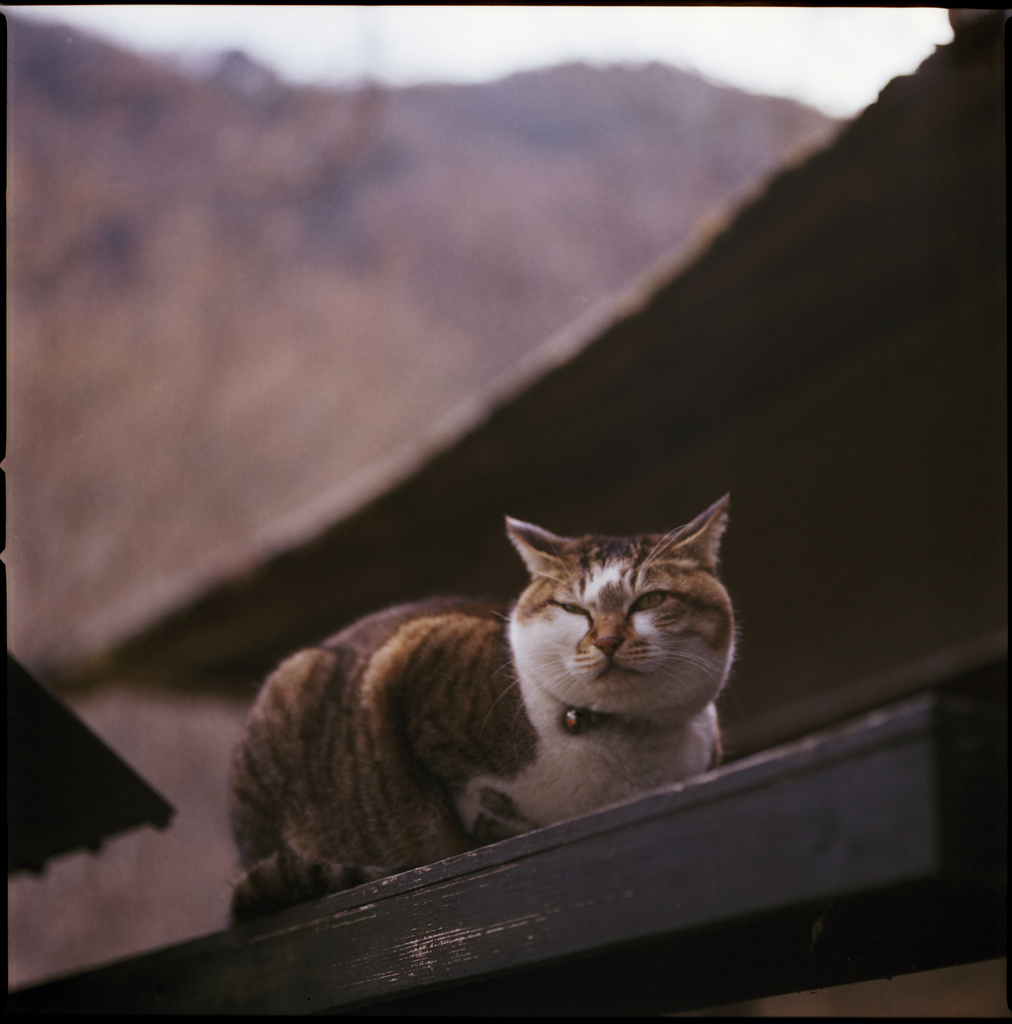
[595,659,640,680]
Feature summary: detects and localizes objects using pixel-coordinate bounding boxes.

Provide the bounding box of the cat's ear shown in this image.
[668,493,730,570]
[505,516,569,576]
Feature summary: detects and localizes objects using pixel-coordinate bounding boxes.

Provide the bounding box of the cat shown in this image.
[228,494,735,921]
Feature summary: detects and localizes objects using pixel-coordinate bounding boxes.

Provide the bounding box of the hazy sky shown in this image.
[9,6,953,117]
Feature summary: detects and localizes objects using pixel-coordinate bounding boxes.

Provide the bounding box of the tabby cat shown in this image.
[228,494,735,921]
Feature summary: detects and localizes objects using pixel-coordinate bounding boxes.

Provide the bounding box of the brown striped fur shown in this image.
[228,496,735,921]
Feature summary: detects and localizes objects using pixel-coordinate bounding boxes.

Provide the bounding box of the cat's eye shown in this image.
[552,601,590,618]
[630,591,667,613]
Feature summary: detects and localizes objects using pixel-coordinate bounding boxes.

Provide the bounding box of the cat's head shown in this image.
[506,495,735,721]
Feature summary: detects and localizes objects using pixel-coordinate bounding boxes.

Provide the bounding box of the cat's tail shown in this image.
[230,846,393,923]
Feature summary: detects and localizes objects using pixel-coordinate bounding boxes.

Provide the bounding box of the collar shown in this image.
[563,706,615,735]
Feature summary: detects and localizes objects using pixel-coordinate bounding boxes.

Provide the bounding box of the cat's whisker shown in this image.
[531,569,570,588]
[556,555,577,588]
[719,680,744,720]
[641,525,682,565]
[639,527,686,577]
[653,645,725,676]
[479,672,522,737]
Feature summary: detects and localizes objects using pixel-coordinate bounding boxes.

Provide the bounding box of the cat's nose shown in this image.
[594,634,624,657]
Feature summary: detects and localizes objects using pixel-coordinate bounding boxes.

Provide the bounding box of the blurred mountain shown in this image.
[6,15,840,677]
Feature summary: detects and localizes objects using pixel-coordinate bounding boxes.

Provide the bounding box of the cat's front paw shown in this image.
[230,848,391,922]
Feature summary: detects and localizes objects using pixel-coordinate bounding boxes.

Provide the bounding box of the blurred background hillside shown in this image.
[7,14,838,676]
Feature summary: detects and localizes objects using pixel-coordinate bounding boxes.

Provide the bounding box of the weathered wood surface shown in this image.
[8,693,1005,1015]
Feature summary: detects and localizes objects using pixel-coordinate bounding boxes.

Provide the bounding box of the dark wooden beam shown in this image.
[8,693,1004,1014]
[6,654,174,874]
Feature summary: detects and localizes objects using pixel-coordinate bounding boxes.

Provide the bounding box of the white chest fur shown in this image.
[455,678,718,838]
